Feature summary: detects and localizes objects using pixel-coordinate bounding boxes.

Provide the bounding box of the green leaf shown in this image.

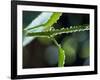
[23,12,62,46]
[23,12,53,46]
[58,47,65,67]
[26,12,62,31]
[44,12,62,29]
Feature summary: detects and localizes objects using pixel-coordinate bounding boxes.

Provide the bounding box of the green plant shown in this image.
[24,12,89,67]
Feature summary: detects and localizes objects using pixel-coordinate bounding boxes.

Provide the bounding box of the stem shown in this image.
[50,36,65,67]
[27,25,89,37]
[50,36,60,48]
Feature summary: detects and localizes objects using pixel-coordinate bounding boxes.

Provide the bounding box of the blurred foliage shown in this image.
[37,37,52,45]
[45,46,58,66]
[80,40,89,59]
[62,37,78,65]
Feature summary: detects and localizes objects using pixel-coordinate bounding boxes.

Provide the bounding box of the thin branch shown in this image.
[26,25,89,37]
[50,36,60,48]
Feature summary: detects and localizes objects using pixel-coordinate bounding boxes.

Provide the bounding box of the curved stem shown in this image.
[50,36,65,67]
[50,36,60,48]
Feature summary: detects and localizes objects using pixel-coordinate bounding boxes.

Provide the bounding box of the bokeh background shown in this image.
[23,11,90,68]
